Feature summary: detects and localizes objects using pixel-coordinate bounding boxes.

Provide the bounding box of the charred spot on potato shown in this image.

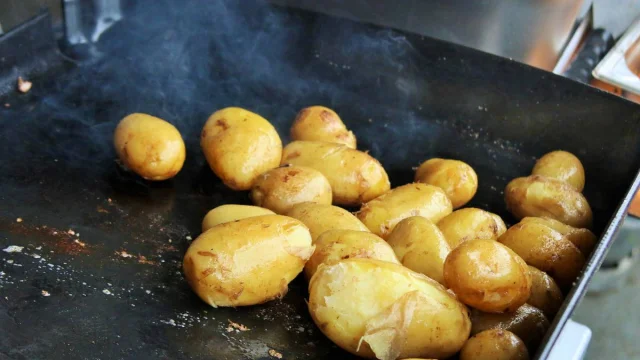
[201,267,215,277]
[215,118,230,131]
[319,110,337,123]
[197,251,217,257]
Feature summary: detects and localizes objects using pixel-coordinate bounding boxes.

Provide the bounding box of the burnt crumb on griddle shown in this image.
[268,349,283,359]
[17,77,32,93]
[227,320,249,331]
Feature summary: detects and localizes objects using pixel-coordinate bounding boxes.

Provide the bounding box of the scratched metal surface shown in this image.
[1,1,640,359]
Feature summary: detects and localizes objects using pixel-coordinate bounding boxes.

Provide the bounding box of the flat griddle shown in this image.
[1,1,640,359]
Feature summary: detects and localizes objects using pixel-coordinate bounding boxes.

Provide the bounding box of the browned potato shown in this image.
[415,158,478,208]
[281,141,390,206]
[437,208,507,249]
[505,175,592,228]
[250,165,332,214]
[285,202,369,242]
[113,113,186,180]
[527,265,564,319]
[356,183,452,239]
[308,259,471,359]
[304,230,399,279]
[498,221,585,289]
[290,106,356,148]
[444,239,532,313]
[386,216,450,284]
[470,304,550,352]
[183,215,313,307]
[201,107,282,190]
[201,204,275,232]
[532,150,585,192]
[519,217,596,257]
[460,329,529,360]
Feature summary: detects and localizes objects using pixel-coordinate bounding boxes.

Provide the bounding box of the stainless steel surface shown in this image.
[593,17,640,95]
[273,0,588,71]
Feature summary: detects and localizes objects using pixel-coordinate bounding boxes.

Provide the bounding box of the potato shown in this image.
[201,107,282,190]
[498,221,585,289]
[386,216,450,284]
[532,150,585,192]
[527,266,564,319]
[250,165,332,214]
[304,230,399,279]
[308,259,471,360]
[290,106,356,148]
[444,239,531,313]
[519,217,596,257]
[183,215,313,307]
[415,158,478,209]
[201,204,275,232]
[281,141,390,206]
[460,329,529,360]
[356,183,452,239]
[285,202,369,242]
[505,175,592,228]
[437,208,507,249]
[113,113,186,181]
[470,304,550,352]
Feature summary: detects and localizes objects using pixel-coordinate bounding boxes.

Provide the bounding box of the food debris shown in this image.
[226,326,235,333]
[228,320,249,331]
[4,103,9,108]
[73,239,86,247]
[137,255,155,265]
[268,349,283,359]
[96,206,109,213]
[16,218,23,223]
[185,236,192,241]
[17,77,32,93]
[67,229,75,235]
[2,245,24,253]
[117,250,133,258]
[41,290,50,297]
[6,260,14,264]
[102,289,112,295]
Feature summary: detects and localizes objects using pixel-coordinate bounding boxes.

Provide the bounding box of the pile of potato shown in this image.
[113,107,597,360]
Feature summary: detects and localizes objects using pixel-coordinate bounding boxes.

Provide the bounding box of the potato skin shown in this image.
[183,215,313,307]
[415,158,478,209]
[250,165,332,214]
[498,222,585,289]
[304,230,399,279]
[520,217,596,257]
[290,106,356,148]
[113,113,186,181]
[201,107,282,190]
[281,141,390,206]
[444,239,532,313]
[356,183,452,239]
[505,175,592,228]
[460,329,529,360]
[308,259,471,359]
[437,208,507,249]
[527,266,564,319]
[532,150,585,192]
[285,202,369,242]
[386,216,450,284]
[201,205,275,232]
[470,304,550,352]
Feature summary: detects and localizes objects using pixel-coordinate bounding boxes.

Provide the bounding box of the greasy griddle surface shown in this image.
[1,1,640,359]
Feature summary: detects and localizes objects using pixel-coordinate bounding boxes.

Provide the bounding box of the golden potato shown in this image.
[113,113,186,181]
[460,329,529,360]
[250,165,332,214]
[281,141,390,206]
[201,204,275,232]
[470,304,550,352]
[444,239,532,313]
[183,215,313,307]
[290,106,356,148]
[532,150,585,192]
[386,216,450,284]
[519,217,596,257]
[201,107,282,190]
[498,222,585,289]
[356,183,452,239]
[304,230,399,279]
[308,259,471,359]
[437,208,507,249]
[505,175,592,228]
[527,266,564,319]
[415,158,478,208]
[285,202,369,242]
